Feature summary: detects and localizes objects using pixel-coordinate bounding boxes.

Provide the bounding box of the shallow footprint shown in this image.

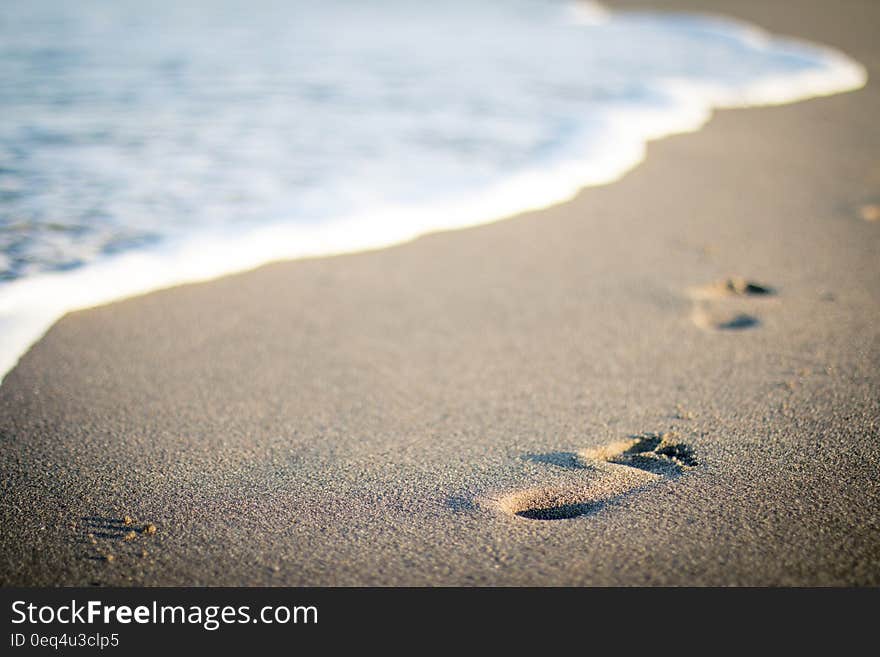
[690,277,776,299]
[688,277,776,331]
[488,432,697,521]
[691,307,761,331]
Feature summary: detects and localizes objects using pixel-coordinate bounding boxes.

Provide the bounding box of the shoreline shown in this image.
[2,0,879,585]
[0,2,866,385]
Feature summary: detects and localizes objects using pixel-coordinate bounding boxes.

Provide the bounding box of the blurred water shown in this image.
[0,0,866,379]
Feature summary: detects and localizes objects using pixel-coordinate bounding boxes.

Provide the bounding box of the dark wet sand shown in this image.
[1,0,879,585]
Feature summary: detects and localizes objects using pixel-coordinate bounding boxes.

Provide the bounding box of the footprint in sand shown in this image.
[79,515,158,563]
[687,277,776,331]
[487,433,697,521]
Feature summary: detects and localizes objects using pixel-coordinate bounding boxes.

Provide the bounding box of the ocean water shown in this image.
[0,0,866,380]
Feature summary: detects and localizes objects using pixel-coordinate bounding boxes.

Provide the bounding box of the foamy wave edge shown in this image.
[0,4,867,384]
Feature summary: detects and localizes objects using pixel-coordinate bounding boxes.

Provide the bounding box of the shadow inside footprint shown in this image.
[622,434,662,453]
[654,441,698,466]
[692,308,761,331]
[609,432,698,475]
[716,314,760,330]
[515,500,603,520]
[496,486,614,521]
[722,279,775,296]
[694,278,776,298]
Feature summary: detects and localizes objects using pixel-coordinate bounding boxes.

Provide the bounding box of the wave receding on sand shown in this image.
[0,1,867,383]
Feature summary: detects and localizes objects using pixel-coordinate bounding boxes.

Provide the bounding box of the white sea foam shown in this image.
[0,0,867,382]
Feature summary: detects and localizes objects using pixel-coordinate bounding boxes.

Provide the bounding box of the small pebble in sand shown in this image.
[140,550,148,558]
[859,204,880,222]
[124,531,137,542]
[144,524,157,535]
[105,554,115,563]
[123,516,134,526]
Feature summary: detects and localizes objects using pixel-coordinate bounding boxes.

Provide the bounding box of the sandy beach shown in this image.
[1,0,878,586]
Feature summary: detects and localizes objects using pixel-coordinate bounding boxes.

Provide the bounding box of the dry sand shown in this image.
[1,0,879,586]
